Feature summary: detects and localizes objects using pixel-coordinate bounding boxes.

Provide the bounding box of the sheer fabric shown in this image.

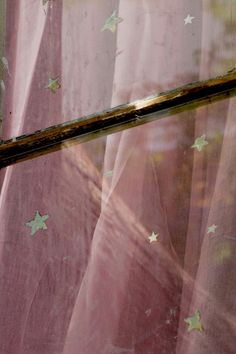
[1,1,236,353]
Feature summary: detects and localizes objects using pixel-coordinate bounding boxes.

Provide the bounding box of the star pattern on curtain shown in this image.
[184,310,204,332]
[101,10,123,33]
[45,77,61,93]
[207,224,218,234]
[104,170,113,177]
[191,135,209,151]
[148,232,159,243]
[25,211,49,236]
[184,14,195,25]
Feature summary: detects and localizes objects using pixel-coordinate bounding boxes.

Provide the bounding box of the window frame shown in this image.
[0,71,236,168]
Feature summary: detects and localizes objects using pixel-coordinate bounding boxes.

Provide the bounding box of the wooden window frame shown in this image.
[0,71,236,168]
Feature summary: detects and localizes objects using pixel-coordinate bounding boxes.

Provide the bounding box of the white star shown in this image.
[184,14,195,25]
[207,224,218,234]
[145,308,152,317]
[148,232,159,243]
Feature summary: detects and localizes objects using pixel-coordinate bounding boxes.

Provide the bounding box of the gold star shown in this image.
[148,232,159,243]
[46,77,61,93]
[26,211,49,236]
[184,310,204,332]
[101,11,123,33]
[207,224,218,234]
[191,135,208,152]
[184,14,195,25]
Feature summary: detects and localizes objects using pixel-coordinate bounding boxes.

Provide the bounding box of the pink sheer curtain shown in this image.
[1,1,236,353]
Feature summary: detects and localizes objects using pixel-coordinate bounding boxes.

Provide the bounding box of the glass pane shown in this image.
[1,0,236,353]
[1,0,236,139]
[1,96,236,353]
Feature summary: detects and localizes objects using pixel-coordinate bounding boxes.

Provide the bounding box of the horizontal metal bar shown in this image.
[1,71,236,168]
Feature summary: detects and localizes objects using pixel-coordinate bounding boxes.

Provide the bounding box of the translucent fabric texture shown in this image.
[1,1,236,353]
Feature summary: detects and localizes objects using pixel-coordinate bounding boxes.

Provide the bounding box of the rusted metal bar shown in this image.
[1,71,236,168]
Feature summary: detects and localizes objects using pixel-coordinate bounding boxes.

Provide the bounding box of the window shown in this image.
[0,2,236,353]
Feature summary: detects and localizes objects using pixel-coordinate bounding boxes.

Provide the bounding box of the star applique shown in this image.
[101,10,123,33]
[148,232,159,243]
[45,77,61,93]
[191,135,208,152]
[145,308,152,317]
[104,170,113,177]
[184,310,204,332]
[207,224,218,235]
[184,14,195,25]
[26,211,49,236]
